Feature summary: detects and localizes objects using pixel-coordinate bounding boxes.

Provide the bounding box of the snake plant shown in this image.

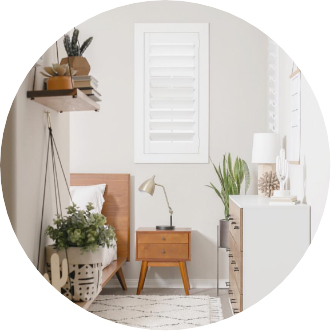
[63,28,93,56]
[207,153,250,220]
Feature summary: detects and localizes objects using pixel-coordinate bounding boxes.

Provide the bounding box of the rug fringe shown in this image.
[209,297,223,323]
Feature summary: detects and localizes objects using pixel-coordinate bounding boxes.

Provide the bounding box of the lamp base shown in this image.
[156,225,175,230]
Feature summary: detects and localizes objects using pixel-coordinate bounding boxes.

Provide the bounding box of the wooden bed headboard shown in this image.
[70,174,130,261]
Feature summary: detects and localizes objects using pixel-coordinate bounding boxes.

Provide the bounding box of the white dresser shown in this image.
[228,195,310,314]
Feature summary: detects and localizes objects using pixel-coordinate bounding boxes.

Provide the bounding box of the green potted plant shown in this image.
[45,203,116,302]
[40,63,77,90]
[207,154,250,248]
[61,28,93,75]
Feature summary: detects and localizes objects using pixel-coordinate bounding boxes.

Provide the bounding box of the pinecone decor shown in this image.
[258,171,280,197]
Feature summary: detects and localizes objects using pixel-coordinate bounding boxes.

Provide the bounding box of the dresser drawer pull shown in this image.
[161,237,165,240]
[229,254,233,258]
[226,248,230,252]
[231,260,236,264]
[233,309,240,314]
[234,226,239,230]
[161,250,166,254]
[234,267,239,272]
[228,290,233,294]
[226,281,230,287]
[230,299,236,303]
[231,221,236,225]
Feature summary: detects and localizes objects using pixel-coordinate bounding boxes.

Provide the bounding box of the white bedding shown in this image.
[101,238,117,269]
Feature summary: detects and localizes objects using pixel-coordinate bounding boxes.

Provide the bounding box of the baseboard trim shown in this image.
[104,278,229,289]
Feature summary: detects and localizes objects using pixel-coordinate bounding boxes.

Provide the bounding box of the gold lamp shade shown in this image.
[138,175,156,196]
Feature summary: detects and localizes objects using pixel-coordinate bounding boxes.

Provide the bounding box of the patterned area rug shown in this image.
[89,295,223,329]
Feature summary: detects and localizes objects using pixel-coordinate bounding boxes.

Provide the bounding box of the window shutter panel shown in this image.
[144,33,200,154]
[135,24,209,163]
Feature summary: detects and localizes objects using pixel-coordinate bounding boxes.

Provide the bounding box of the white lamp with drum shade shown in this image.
[252,133,280,195]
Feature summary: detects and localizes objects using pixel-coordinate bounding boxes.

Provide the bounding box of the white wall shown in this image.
[1,44,70,271]
[278,48,329,239]
[70,2,268,285]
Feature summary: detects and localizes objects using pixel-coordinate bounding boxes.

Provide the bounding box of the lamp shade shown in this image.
[138,175,156,195]
[252,133,280,163]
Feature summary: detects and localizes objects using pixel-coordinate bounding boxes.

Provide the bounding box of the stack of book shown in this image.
[269,195,300,205]
[44,75,101,102]
[72,76,101,102]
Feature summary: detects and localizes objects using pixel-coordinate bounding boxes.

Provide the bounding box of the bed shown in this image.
[70,173,130,309]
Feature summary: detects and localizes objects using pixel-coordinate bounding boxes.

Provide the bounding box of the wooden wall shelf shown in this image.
[27,89,100,113]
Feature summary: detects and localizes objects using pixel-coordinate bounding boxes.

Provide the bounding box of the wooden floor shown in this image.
[100,287,233,320]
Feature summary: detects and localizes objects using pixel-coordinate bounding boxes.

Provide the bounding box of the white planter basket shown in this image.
[46,245,104,302]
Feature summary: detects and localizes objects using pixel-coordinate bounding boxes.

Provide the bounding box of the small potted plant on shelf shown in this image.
[61,28,93,75]
[45,203,116,302]
[41,63,77,90]
[207,153,250,248]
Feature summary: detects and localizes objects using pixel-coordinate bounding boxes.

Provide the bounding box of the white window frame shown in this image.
[134,23,209,163]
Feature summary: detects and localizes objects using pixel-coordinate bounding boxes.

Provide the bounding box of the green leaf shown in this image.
[242,160,251,194]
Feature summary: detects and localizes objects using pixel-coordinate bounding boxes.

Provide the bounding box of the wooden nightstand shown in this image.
[136,227,191,295]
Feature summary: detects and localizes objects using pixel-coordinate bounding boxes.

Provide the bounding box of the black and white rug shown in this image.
[89,295,223,329]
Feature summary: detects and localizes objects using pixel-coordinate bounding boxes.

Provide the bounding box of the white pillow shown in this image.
[70,184,106,214]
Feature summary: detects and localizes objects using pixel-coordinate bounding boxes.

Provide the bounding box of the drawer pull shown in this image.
[234,267,239,272]
[231,260,236,264]
[229,254,233,258]
[228,218,233,221]
[226,248,230,252]
[234,226,239,230]
[161,237,165,240]
[228,290,233,294]
[230,299,236,303]
[226,281,230,287]
[161,250,165,254]
[233,309,239,314]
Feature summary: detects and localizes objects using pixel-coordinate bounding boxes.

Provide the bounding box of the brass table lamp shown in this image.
[138,175,175,230]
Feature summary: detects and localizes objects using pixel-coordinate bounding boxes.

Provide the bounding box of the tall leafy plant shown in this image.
[207,153,250,220]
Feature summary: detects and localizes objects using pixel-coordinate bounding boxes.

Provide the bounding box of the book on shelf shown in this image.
[73,80,98,89]
[84,93,101,102]
[72,75,98,84]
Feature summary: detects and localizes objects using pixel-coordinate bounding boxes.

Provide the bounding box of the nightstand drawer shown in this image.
[137,232,189,244]
[137,243,189,260]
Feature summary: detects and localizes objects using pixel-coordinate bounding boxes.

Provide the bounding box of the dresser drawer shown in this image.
[137,243,189,260]
[229,199,243,251]
[229,267,243,314]
[229,232,242,268]
[229,250,242,294]
[137,232,189,244]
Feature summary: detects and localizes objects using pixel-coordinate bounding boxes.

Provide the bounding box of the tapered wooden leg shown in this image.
[137,261,148,295]
[116,267,127,290]
[179,261,190,295]
[184,262,190,290]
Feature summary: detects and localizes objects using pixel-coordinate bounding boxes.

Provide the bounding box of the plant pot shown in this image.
[60,56,90,75]
[217,219,229,249]
[47,76,73,90]
[46,245,105,302]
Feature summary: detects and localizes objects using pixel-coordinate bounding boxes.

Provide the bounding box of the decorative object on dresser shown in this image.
[274,148,290,197]
[228,195,310,314]
[207,153,250,220]
[89,295,223,327]
[139,175,175,230]
[258,171,279,197]
[251,133,280,196]
[136,228,191,295]
[61,28,93,75]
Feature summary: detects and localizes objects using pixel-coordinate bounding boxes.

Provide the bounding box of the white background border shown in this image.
[1,1,330,330]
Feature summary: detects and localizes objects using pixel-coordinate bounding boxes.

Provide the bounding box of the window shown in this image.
[134,24,209,163]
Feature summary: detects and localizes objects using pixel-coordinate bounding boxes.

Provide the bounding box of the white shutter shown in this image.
[135,24,209,163]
